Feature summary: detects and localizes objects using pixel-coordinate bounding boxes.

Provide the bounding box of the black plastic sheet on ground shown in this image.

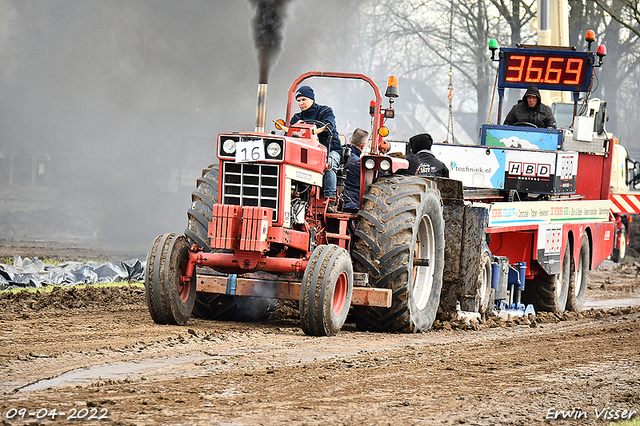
[0,256,146,290]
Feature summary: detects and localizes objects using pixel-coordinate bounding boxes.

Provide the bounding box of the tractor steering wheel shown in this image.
[296,119,335,142]
[297,119,328,131]
[513,121,538,128]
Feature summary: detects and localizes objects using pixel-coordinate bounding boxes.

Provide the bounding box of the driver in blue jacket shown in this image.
[280,85,342,213]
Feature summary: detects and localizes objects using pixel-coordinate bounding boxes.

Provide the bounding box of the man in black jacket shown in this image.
[504,84,556,128]
[279,85,342,212]
[407,133,449,178]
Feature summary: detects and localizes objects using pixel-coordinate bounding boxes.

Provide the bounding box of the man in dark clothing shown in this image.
[280,85,342,212]
[407,133,449,178]
[341,128,369,212]
[504,84,556,128]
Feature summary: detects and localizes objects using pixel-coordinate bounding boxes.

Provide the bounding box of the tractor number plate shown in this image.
[236,139,265,163]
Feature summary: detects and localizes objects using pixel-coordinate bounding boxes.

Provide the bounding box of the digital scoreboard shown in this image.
[498,47,593,92]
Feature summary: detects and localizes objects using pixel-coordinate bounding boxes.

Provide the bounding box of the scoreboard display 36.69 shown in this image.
[498,47,593,92]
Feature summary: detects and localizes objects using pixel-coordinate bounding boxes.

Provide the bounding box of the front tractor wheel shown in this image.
[145,233,196,325]
[300,244,354,336]
[352,175,445,332]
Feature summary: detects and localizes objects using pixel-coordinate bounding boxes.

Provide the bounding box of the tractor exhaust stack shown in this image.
[255,83,268,133]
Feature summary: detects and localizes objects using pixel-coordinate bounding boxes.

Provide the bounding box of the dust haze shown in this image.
[0,0,368,256]
[3,1,631,258]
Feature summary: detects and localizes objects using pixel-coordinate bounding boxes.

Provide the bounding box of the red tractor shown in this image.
[145,72,446,335]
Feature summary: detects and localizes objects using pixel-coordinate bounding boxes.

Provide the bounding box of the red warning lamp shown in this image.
[596,44,606,66]
[369,100,376,116]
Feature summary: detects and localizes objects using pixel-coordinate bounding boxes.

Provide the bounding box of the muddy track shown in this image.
[0,236,639,425]
[0,273,639,425]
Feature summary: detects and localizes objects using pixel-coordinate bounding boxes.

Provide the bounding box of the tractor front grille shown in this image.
[221,162,279,221]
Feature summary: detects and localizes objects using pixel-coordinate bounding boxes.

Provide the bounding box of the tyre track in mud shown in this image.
[1,282,639,425]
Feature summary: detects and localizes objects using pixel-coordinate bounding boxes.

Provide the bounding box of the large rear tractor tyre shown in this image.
[523,240,570,313]
[145,233,196,326]
[185,165,218,252]
[567,237,590,311]
[185,164,271,322]
[352,176,445,332]
[477,249,494,313]
[300,244,354,336]
[611,225,627,263]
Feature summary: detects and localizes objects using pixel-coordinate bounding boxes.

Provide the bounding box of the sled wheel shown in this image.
[523,239,570,313]
[145,233,196,325]
[300,244,354,336]
[611,225,627,263]
[352,175,445,332]
[567,237,590,311]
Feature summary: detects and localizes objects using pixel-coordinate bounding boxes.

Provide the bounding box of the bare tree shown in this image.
[569,0,640,154]
[356,0,536,138]
[593,0,640,38]
[489,0,537,46]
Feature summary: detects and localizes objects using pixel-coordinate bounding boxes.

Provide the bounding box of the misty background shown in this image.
[0,0,638,256]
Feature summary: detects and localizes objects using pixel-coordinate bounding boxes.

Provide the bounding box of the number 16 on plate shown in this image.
[236,139,265,163]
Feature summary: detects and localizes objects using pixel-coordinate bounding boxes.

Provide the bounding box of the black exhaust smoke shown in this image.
[249,0,292,132]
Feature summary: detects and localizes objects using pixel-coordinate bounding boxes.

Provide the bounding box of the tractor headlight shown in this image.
[364,158,376,170]
[222,138,236,155]
[379,158,391,171]
[266,141,282,158]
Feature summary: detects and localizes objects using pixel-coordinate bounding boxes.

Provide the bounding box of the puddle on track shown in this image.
[20,355,208,391]
[584,297,640,309]
[16,298,639,392]
[16,340,421,392]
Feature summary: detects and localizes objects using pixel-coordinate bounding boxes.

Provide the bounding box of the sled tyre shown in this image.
[523,239,570,313]
[567,237,589,311]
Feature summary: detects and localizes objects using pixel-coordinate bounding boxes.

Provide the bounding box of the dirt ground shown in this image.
[1,242,639,425]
